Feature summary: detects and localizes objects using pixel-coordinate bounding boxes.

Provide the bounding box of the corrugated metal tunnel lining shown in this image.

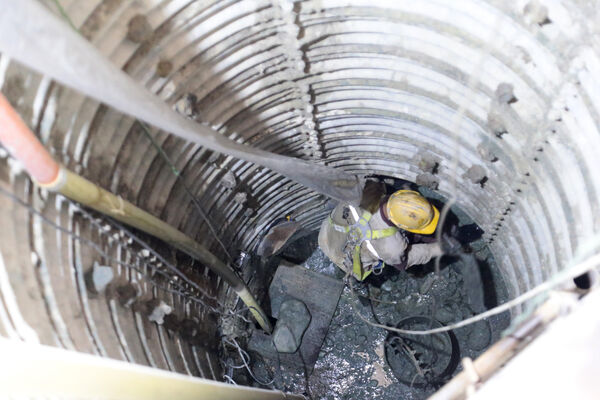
[0,0,599,391]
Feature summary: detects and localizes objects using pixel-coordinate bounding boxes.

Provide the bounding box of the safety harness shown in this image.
[328,205,397,281]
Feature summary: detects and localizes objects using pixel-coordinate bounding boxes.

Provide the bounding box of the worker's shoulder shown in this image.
[329,202,366,225]
[367,207,389,227]
[330,202,349,224]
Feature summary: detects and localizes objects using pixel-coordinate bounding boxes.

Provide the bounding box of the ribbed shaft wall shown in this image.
[0,0,599,378]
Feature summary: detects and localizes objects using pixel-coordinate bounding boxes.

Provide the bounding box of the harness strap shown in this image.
[352,245,363,279]
[371,227,398,239]
[328,206,398,280]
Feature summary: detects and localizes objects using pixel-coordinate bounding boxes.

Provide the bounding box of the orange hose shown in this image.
[0,92,59,185]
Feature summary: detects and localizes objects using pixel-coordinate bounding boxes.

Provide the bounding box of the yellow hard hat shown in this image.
[386,190,439,234]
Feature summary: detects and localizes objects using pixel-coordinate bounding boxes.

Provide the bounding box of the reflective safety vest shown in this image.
[328,205,398,281]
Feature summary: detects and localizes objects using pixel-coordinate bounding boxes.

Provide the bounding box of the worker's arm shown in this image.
[369,230,409,269]
[406,242,443,268]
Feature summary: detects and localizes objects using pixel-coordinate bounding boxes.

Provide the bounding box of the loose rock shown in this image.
[523,1,551,26]
[463,165,487,185]
[273,299,311,353]
[233,191,248,205]
[175,93,198,118]
[467,321,492,351]
[416,173,439,190]
[381,280,393,292]
[88,263,114,294]
[416,152,440,174]
[147,299,172,324]
[435,306,455,324]
[220,170,237,189]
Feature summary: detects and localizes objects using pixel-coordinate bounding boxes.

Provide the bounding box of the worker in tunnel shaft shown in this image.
[319,182,459,281]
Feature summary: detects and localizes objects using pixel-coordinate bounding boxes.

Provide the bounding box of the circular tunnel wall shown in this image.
[0,0,599,379]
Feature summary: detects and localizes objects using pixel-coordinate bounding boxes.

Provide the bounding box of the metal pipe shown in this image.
[0,0,362,204]
[0,338,304,399]
[0,93,272,333]
[0,94,59,184]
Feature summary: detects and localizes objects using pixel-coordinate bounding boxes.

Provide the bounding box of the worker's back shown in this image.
[318,202,409,276]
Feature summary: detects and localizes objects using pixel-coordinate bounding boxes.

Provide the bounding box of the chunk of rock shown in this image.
[220,170,237,189]
[147,299,172,324]
[273,298,311,353]
[416,173,439,190]
[463,165,487,184]
[175,93,198,118]
[85,262,114,294]
[523,1,551,26]
[233,191,248,205]
[495,83,518,104]
[207,152,220,165]
[435,306,456,324]
[419,275,436,295]
[381,280,393,292]
[416,152,440,174]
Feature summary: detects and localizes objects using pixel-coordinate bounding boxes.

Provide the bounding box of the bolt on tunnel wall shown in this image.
[0,0,599,398]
